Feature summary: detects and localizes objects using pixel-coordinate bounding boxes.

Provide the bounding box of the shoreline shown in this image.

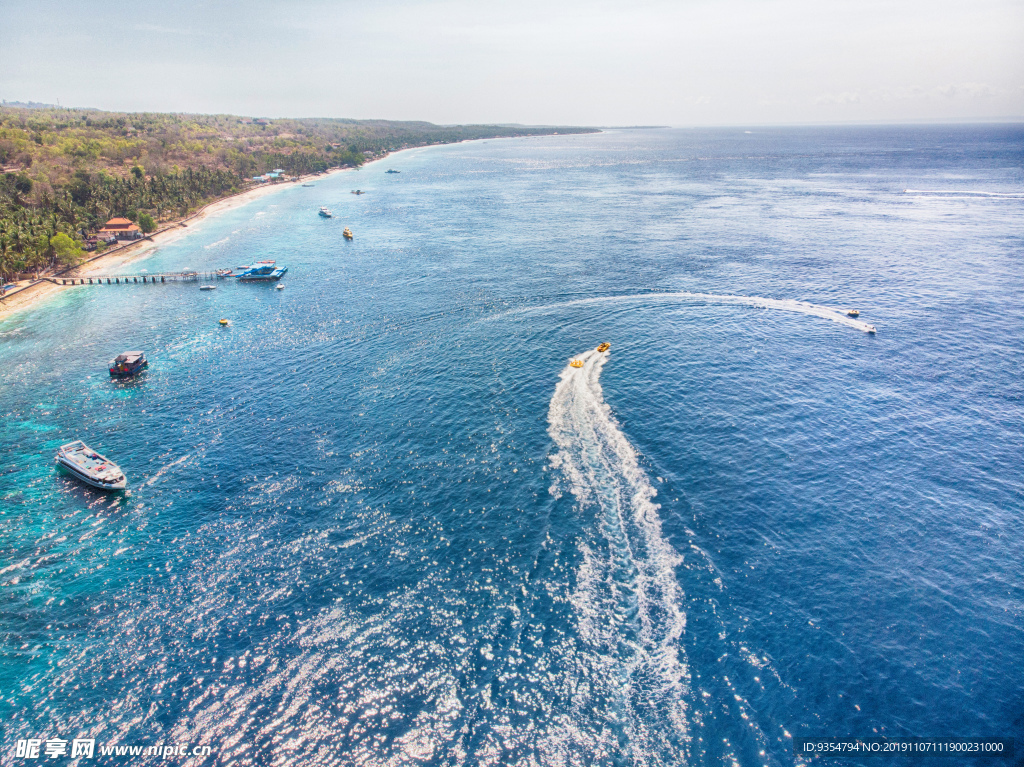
[0,133,578,320]
[0,164,358,318]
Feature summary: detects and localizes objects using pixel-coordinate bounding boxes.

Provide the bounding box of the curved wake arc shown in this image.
[548,348,776,764]
[496,291,878,334]
[548,348,692,761]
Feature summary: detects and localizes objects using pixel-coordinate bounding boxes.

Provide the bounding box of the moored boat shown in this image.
[199,285,216,291]
[109,351,148,378]
[55,440,127,490]
[235,261,288,281]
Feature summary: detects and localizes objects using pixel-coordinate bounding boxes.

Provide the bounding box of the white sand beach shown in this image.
[0,166,356,318]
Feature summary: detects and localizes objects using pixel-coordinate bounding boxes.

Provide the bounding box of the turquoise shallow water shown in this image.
[1,126,1023,766]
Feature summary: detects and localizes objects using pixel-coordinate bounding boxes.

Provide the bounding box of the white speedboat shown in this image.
[56,441,127,490]
[200,285,217,291]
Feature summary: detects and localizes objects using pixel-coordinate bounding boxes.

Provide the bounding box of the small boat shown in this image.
[55,440,127,490]
[216,268,233,277]
[847,309,860,317]
[597,342,611,353]
[109,351,148,378]
[386,169,401,174]
[302,183,315,187]
[235,261,288,281]
[342,228,354,240]
[319,207,333,218]
[351,189,364,195]
[219,319,229,326]
[570,359,584,368]
[199,285,216,291]
[276,284,284,290]
[866,325,877,334]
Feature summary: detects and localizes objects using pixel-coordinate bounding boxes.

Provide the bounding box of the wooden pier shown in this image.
[46,270,230,286]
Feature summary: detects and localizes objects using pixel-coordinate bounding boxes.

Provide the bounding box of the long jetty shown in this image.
[45,270,229,286]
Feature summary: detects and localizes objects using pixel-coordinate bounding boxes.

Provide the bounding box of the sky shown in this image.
[1,0,1022,126]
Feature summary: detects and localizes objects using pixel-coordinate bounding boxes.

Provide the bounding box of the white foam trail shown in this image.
[904,189,1024,198]
[144,453,191,487]
[548,349,691,758]
[204,237,230,249]
[493,292,878,333]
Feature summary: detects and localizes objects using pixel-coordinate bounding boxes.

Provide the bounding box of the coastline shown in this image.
[0,132,589,320]
[0,165,356,318]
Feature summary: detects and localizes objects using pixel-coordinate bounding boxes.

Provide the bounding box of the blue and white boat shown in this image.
[235,260,288,282]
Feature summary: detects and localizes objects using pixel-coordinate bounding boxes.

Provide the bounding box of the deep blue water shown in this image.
[1,126,1022,766]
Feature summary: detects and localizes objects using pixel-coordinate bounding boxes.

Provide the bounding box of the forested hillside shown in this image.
[0,105,596,279]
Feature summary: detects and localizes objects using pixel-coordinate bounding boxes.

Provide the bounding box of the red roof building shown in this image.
[98,218,143,240]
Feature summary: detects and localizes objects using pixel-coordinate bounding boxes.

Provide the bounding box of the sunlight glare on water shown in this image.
[1,126,1022,766]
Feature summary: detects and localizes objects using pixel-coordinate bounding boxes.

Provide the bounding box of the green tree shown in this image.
[137,212,156,233]
[50,232,84,267]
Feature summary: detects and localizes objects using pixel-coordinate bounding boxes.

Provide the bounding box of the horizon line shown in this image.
[1,100,1022,129]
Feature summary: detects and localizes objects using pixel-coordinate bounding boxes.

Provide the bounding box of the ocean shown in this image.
[1,126,1022,766]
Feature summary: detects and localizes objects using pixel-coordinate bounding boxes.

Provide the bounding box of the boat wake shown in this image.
[143,453,191,487]
[494,291,878,333]
[547,348,790,764]
[548,348,692,761]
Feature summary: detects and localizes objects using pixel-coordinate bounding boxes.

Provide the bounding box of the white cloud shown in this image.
[817,92,863,106]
